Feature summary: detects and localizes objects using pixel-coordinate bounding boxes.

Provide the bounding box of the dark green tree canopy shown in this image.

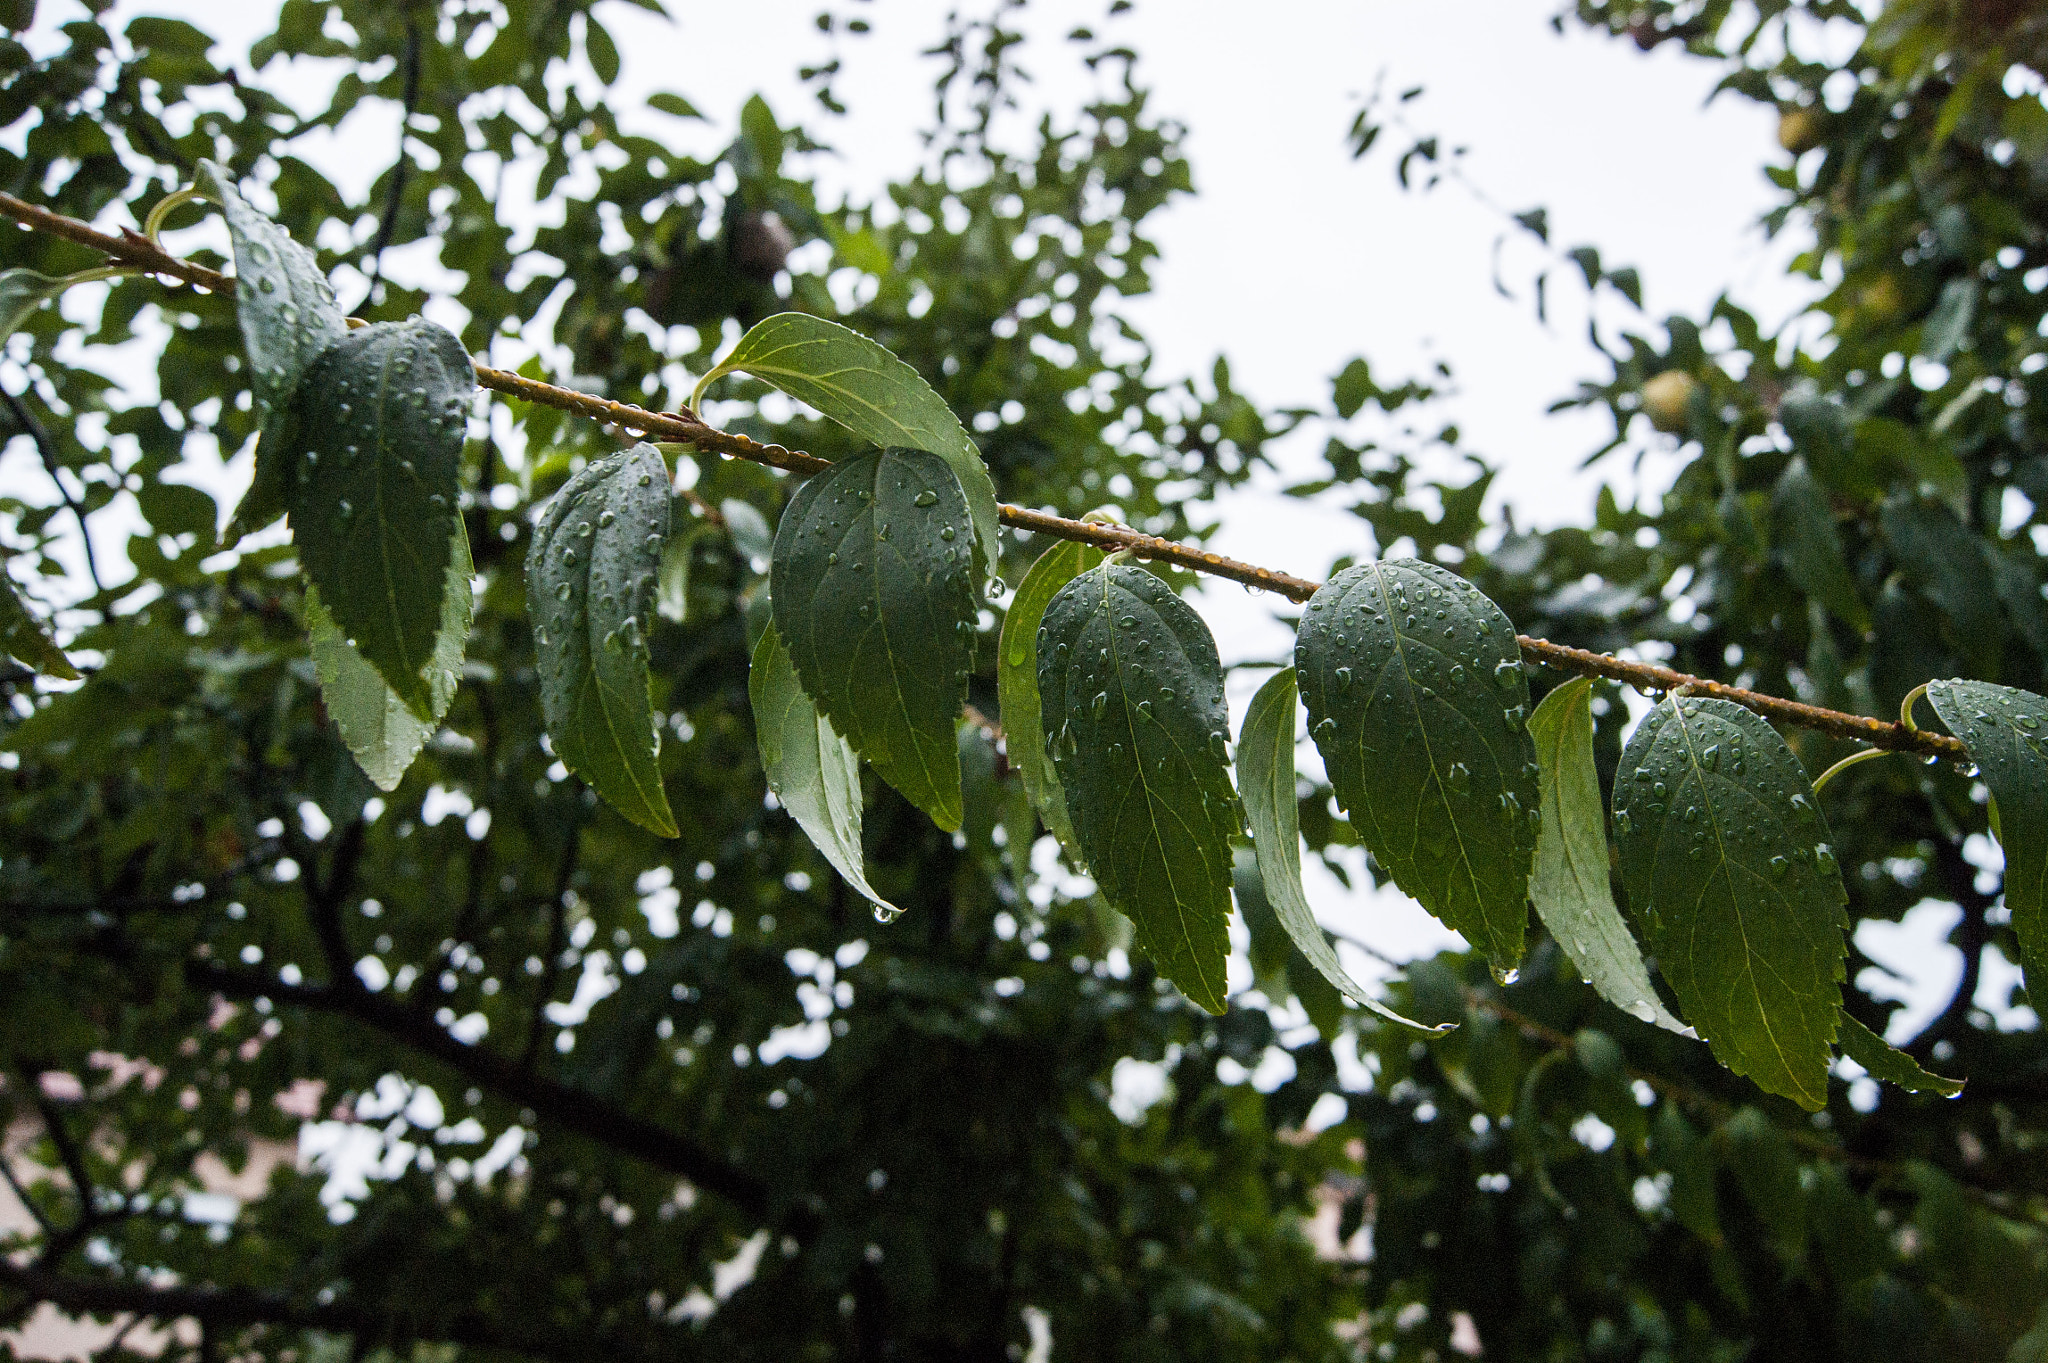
[0,2,2045,1360]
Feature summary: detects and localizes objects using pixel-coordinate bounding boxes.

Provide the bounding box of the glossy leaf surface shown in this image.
[997,538,1102,865]
[307,524,473,792]
[1527,678,1691,1036]
[1613,697,1848,1110]
[750,627,898,920]
[200,160,349,541]
[769,447,976,832]
[527,443,677,838]
[1238,668,1444,1033]
[1927,678,2048,995]
[697,312,1000,580]
[1038,563,1241,1013]
[1296,559,1539,976]
[0,267,69,338]
[288,318,473,716]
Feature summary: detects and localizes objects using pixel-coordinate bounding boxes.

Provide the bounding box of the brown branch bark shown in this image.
[0,190,1968,762]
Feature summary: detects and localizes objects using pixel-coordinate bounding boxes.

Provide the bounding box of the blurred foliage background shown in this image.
[0,0,2046,1358]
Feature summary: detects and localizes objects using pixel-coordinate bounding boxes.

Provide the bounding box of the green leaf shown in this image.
[720,497,774,566]
[1238,668,1445,1034]
[1881,494,2001,646]
[287,318,473,717]
[584,16,620,84]
[308,524,472,792]
[199,160,349,543]
[1925,678,2048,996]
[1612,696,1848,1110]
[527,443,678,838]
[656,518,708,625]
[769,447,976,832]
[0,573,79,680]
[647,92,703,120]
[1771,457,1870,633]
[0,267,69,338]
[695,313,1000,584]
[1038,562,1242,1013]
[1834,1010,1963,1097]
[998,538,1103,865]
[749,627,899,920]
[1920,277,1978,364]
[1527,678,1693,1036]
[1295,560,1540,977]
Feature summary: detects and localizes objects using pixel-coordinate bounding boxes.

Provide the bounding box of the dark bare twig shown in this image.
[346,14,423,317]
[1,381,104,599]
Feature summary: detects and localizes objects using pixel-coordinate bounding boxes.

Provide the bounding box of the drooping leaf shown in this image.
[1527,678,1692,1036]
[308,524,472,792]
[1771,457,1869,633]
[199,160,349,542]
[288,317,474,717]
[1612,696,1848,1110]
[1237,667,1445,1034]
[1038,562,1242,1013]
[527,442,678,838]
[0,267,70,338]
[1926,678,2048,995]
[769,447,977,832]
[1295,559,1540,977]
[1881,494,2000,647]
[695,313,1000,582]
[998,538,1103,865]
[749,627,898,920]
[720,497,774,567]
[656,518,713,625]
[1834,1010,1963,1097]
[0,573,79,680]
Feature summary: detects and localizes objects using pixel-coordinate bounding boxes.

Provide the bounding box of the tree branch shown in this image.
[186,960,771,1218]
[0,190,1969,762]
[345,14,423,317]
[1,381,105,599]
[0,1255,662,1362]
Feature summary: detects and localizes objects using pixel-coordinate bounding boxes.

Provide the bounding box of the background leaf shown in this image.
[288,317,474,717]
[0,267,69,337]
[1612,697,1849,1110]
[199,160,348,541]
[1772,457,1870,633]
[307,525,473,792]
[1296,559,1540,977]
[1926,678,2048,997]
[750,627,898,920]
[1836,1010,1963,1097]
[527,443,677,838]
[1038,563,1242,1013]
[1528,677,1693,1036]
[697,312,1000,582]
[998,538,1102,866]
[0,573,78,679]
[1238,667,1445,1033]
[769,447,976,832]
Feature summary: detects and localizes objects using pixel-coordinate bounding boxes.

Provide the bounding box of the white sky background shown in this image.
[8,1,2012,1027]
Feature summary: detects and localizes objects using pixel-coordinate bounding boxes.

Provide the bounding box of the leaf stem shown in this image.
[1809,744,1889,795]
[0,190,1970,763]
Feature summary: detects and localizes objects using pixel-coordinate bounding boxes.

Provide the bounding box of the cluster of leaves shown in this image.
[2,1,2048,1360]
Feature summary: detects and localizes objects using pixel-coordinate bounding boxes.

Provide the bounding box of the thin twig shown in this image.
[1,382,104,599]
[0,191,1971,762]
[346,14,423,317]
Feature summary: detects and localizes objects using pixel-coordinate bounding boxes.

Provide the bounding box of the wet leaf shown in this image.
[1296,559,1540,977]
[1527,678,1692,1036]
[1835,1010,1963,1097]
[1038,562,1241,1013]
[750,627,898,919]
[527,442,677,838]
[998,538,1102,866]
[770,447,976,832]
[288,318,474,717]
[1613,697,1848,1110]
[200,160,349,542]
[1238,667,1445,1033]
[308,524,472,792]
[1926,678,2048,996]
[696,312,1000,582]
